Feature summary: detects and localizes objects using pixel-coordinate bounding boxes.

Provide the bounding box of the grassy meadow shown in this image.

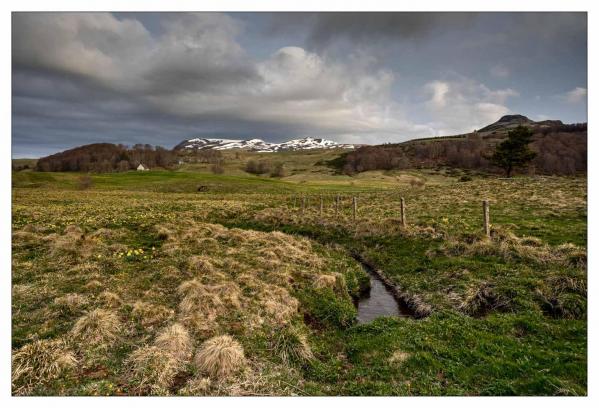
[11,152,587,396]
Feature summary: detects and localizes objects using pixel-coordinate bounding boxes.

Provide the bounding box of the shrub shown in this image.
[210,162,224,174]
[270,163,286,178]
[245,160,271,175]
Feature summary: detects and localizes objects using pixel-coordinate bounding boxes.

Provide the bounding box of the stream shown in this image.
[355,258,413,323]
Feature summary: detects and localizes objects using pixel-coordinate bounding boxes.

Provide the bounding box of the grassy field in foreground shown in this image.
[11,167,587,395]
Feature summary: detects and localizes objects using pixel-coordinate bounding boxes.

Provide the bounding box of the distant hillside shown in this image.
[339,116,587,176]
[35,143,176,172]
[477,114,538,133]
[173,137,355,152]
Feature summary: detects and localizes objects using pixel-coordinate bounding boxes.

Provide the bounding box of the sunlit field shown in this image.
[12,167,586,395]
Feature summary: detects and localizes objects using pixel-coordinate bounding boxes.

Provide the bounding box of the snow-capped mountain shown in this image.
[173,137,354,152]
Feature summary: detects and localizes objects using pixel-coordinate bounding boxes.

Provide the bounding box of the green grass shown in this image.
[11,163,587,395]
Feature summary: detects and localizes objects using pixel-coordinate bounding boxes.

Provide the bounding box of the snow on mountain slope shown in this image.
[174,137,354,152]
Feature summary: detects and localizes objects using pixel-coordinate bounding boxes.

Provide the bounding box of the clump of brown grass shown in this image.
[71,308,121,350]
[555,243,587,268]
[131,301,175,328]
[45,225,104,259]
[313,273,346,294]
[12,338,77,395]
[188,255,217,275]
[12,230,40,247]
[98,291,122,308]
[177,280,242,333]
[388,350,410,365]
[54,293,88,313]
[178,376,212,395]
[458,282,513,317]
[154,323,193,362]
[259,285,299,326]
[535,274,587,319]
[193,335,246,379]
[84,279,103,292]
[154,224,176,241]
[161,265,184,280]
[313,274,337,289]
[126,345,186,395]
[439,227,586,269]
[88,228,126,241]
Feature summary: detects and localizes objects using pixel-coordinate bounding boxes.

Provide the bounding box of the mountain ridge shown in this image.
[477,114,563,134]
[173,137,355,152]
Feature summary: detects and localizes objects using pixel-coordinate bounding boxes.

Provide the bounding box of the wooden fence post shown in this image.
[335,195,340,217]
[352,196,357,222]
[483,200,490,238]
[400,197,406,227]
[301,196,306,215]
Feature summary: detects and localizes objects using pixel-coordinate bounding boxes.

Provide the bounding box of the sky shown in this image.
[12,12,587,158]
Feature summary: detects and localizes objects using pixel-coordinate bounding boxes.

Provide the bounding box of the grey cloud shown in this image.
[11,12,587,158]
[267,12,478,48]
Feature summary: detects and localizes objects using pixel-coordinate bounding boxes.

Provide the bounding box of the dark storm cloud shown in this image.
[11,12,587,158]
[265,12,586,51]
[267,12,478,48]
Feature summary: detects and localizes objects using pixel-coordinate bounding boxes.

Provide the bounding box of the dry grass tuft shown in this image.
[439,227,587,269]
[126,345,185,395]
[388,350,410,365]
[71,308,121,349]
[155,224,175,241]
[161,265,184,280]
[313,274,338,289]
[12,338,77,395]
[84,279,103,292]
[536,274,587,319]
[178,280,242,333]
[188,255,217,275]
[259,286,299,326]
[194,335,246,379]
[54,293,88,313]
[45,225,105,259]
[154,323,193,362]
[313,273,346,294]
[131,301,175,328]
[178,376,212,395]
[98,291,122,308]
[459,282,512,317]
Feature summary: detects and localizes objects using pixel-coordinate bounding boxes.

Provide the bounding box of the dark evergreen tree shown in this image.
[489,126,537,177]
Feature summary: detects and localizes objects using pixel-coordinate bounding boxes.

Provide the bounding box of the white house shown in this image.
[137,164,149,171]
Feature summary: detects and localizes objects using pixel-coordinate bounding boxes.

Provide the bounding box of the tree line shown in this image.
[341,126,586,176]
[36,143,177,172]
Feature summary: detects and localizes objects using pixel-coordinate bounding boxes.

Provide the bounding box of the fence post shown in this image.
[352,196,357,222]
[301,196,306,215]
[400,197,406,227]
[335,195,340,217]
[483,200,490,238]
